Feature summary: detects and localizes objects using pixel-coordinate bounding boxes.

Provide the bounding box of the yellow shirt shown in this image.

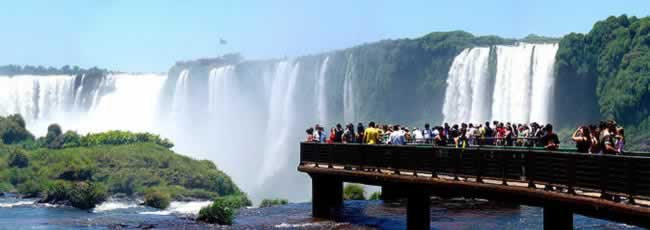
[364,127,380,144]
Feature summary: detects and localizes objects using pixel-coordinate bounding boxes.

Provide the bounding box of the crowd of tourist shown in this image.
[305,119,625,154]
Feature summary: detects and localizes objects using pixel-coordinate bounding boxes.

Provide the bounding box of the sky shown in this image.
[0,0,648,72]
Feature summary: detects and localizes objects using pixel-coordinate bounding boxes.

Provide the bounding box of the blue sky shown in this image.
[0,0,647,72]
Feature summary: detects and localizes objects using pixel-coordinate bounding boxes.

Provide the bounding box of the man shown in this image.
[412,127,424,144]
[334,123,344,143]
[389,125,406,145]
[363,121,380,144]
[602,121,618,154]
[541,124,560,150]
[423,123,433,144]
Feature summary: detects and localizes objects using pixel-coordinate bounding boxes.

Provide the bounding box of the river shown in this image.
[0,194,639,229]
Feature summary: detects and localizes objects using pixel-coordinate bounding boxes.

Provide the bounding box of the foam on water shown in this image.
[139,201,213,216]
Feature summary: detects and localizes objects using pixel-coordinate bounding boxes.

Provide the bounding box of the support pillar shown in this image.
[406,190,430,230]
[543,206,572,230]
[311,174,343,219]
[381,184,405,201]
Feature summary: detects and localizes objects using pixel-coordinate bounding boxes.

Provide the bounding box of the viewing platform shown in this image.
[298,142,650,230]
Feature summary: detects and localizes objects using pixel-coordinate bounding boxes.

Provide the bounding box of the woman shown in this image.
[589,125,601,153]
[616,127,625,154]
[505,126,514,146]
[572,126,591,153]
[327,128,336,144]
[306,128,315,142]
[356,123,365,144]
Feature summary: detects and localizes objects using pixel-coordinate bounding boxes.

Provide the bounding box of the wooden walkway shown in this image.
[298,142,650,229]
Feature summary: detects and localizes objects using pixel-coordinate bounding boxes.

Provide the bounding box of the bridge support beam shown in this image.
[311,174,343,219]
[381,184,405,201]
[544,205,572,230]
[406,190,430,230]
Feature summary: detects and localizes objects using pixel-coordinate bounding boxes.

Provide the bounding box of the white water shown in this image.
[139,201,213,216]
[93,200,138,213]
[443,43,558,124]
[529,43,560,123]
[258,60,301,185]
[442,48,491,124]
[170,69,190,117]
[0,75,75,129]
[343,54,356,123]
[316,56,329,125]
[0,200,35,208]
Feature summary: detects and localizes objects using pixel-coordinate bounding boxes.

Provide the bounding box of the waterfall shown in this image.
[208,66,236,114]
[316,56,329,125]
[259,60,301,185]
[343,54,356,123]
[492,43,536,123]
[442,48,491,124]
[529,43,559,123]
[80,74,166,134]
[0,75,75,128]
[443,43,558,124]
[170,69,190,116]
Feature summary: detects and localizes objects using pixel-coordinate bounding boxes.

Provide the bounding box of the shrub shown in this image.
[369,192,381,200]
[43,180,71,203]
[219,194,252,209]
[144,190,171,209]
[8,149,29,168]
[197,197,236,225]
[46,124,64,149]
[0,115,34,144]
[67,182,107,210]
[80,131,174,148]
[343,184,366,200]
[259,198,288,208]
[17,180,43,198]
[62,131,81,148]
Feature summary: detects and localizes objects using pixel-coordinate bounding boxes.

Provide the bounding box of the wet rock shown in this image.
[136,224,156,229]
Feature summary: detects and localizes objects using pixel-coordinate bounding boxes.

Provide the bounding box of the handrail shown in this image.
[299,142,650,203]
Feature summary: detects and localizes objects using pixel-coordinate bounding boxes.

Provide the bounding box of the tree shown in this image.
[46,124,63,149]
[343,184,366,200]
[8,149,29,168]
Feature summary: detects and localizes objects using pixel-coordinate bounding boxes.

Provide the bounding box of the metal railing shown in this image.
[300,142,650,202]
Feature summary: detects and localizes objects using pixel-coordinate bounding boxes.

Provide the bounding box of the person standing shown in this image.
[363,121,380,144]
[356,123,365,143]
[616,127,625,154]
[389,125,406,145]
[541,124,560,150]
[572,126,591,153]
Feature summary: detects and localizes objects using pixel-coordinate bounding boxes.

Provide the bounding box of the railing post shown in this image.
[626,157,636,204]
[500,150,508,185]
[358,145,365,172]
[599,154,611,199]
[453,148,460,181]
[328,144,333,168]
[527,150,536,188]
[567,154,576,194]
[477,149,484,183]
[392,147,401,175]
[431,147,438,178]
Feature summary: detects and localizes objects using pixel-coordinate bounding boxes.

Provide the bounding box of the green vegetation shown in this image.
[343,184,366,200]
[330,31,515,124]
[0,65,108,77]
[197,195,251,225]
[144,189,171,209]
[555,15,650,151]
[0,116,244,210]
[369,192,381,200]
[259,198,288,208]
[0,114,34,145]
